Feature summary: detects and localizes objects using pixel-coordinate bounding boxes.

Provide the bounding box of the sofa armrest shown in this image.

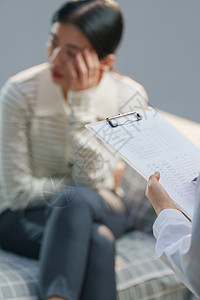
[159,110,200,149]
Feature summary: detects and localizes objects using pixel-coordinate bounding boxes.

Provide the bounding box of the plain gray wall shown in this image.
[1,0,200,122]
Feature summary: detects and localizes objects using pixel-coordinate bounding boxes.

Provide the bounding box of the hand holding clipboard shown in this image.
[86,108,200,220]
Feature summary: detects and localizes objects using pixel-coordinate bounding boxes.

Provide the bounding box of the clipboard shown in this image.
[86,108,200,220]
[106,111,143,127]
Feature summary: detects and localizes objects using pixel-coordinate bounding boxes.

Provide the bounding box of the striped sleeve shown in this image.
[67,88,116,190]
[0,80,62,210]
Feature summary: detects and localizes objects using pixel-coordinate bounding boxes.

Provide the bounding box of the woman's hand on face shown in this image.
[145,171,181,215]
[67,48,105,91]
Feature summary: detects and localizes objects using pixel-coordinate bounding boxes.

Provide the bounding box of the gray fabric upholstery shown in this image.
[0,231,189,300]
[116,231,189,300]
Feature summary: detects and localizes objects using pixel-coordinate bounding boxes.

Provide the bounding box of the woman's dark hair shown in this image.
[51,0,124,60]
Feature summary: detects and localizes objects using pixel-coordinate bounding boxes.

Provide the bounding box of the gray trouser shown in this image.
[0,185,134,300]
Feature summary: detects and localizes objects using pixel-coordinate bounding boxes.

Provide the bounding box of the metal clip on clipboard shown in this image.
[106,111,143,128]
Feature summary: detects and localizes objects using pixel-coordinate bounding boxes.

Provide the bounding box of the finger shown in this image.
[81,49,96,81]
[88,50,100,79]
[75,52,88,81]
[154,171,160,180]
[99,63,110,81]
[82,48,95,74]
[99,68,105,82]
[67,60,78,79]
[149,171,160,182]
[67,60,78,89]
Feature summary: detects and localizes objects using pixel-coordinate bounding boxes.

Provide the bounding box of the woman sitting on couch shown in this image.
[0,1,148,300]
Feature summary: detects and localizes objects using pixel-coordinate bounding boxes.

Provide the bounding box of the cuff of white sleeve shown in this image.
[68,88,97,122]
[153,209,190,239]
[68,88,96,107]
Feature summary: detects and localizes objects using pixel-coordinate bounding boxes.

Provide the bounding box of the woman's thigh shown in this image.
[0,185,131,258]
[51,185,130,239]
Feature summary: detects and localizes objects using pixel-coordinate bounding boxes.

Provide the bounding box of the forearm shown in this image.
[1,175,66,210]
[68,89,116,189]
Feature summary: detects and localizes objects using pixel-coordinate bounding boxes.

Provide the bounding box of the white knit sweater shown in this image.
[0,63,148,212]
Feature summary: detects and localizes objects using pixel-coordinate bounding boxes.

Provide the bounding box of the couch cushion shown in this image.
[0,249,38,299]
[0,231,189,300]
[116,231,189,300]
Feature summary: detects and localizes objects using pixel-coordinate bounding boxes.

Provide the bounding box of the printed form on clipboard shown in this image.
[86,108,200,221]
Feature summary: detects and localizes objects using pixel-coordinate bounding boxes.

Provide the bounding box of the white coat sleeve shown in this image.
[153,181,200,298]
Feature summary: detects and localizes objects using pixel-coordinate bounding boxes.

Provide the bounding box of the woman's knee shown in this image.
[55,185,98,208]
[87,225,115,276]
[51,186,88,213]
[91,224,115,258]
[48,186,99,229]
